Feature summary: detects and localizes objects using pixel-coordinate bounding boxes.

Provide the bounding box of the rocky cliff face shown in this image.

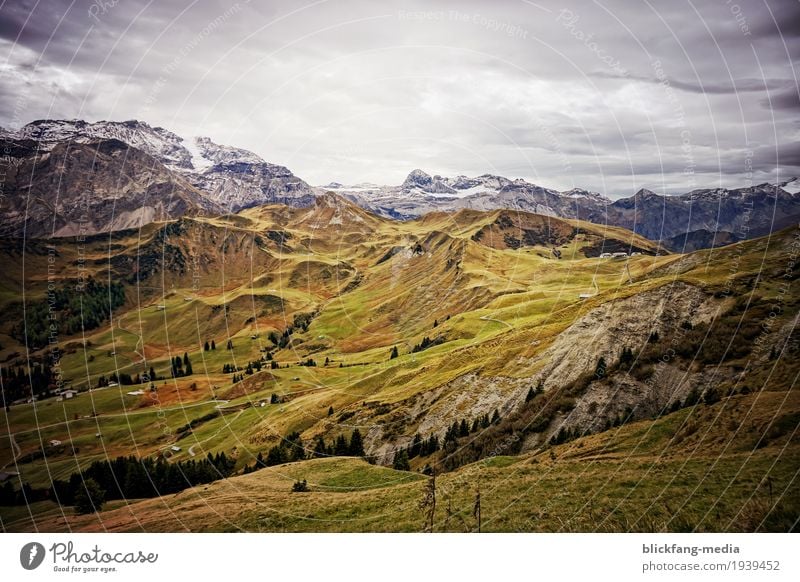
[188,136,315,210]
[0,120,317,237]
[0,137,221,237]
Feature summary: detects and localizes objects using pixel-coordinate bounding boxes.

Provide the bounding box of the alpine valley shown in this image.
[0,120,798,532]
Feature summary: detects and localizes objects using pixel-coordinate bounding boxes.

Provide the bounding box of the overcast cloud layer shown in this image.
[0,0,798,197]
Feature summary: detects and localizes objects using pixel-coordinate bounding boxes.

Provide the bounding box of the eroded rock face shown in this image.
[530,282,716,391]
[369,282,721,456]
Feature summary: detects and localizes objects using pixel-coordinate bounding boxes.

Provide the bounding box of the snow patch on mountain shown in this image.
[17,119,194,169]
[778,177,800,195]
[182,136,215,173]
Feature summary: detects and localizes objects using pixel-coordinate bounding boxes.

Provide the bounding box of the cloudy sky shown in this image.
[0,0,798,196]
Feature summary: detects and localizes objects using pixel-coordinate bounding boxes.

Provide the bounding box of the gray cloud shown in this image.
[0,0,797,197]
[761,87,800,111]
[591,71,794,94]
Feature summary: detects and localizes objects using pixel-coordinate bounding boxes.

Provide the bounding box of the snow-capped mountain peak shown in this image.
[18,119,194,169]
[634,188,661,199]
[181,136,216,173]
[401,169,433,189]
[327,170,615,221]
[6,119,315,211]
[561,188,610,203]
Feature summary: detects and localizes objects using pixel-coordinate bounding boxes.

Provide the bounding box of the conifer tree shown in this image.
[291,479,309,492]
[74,478,105,515]
[287,432,305,461]
[348,429,365,456]
[392,449,410,471]
[620,346,634,364]
[313,436,328,458]
[334,434,349,456]
[266,445,287,466]
[409,433,422,458]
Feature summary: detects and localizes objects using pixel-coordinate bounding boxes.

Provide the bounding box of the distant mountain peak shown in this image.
[315,191,346,207]
[192,135,265,168]
[402,169,433,188]
[4,118,797,252]
[562,188,610,203]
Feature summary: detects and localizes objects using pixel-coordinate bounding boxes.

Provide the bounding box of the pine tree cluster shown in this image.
[11,279,125,349]
[50,453,236,506]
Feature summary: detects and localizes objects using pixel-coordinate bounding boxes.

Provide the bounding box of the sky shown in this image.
[0,0,798,197]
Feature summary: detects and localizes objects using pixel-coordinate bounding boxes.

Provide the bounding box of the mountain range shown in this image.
[1,119,799,251]
[330,170,800,252]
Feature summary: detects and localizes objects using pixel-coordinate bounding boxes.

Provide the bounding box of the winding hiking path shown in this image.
[1,433,21,470]
[479,315,513,329]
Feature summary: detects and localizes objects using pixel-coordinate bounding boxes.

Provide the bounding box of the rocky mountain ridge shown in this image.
[2,119,316,218]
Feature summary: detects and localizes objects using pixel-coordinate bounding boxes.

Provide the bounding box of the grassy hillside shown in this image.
[1,195,797,532]
[7,388,797,533]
